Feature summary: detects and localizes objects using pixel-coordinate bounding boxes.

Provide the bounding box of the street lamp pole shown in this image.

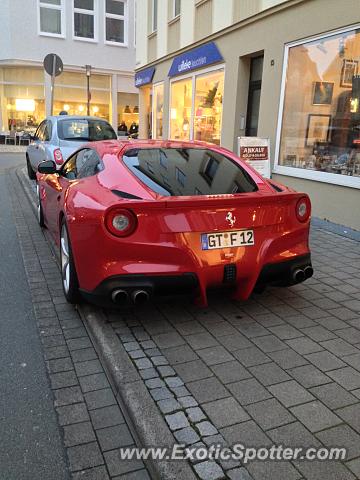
[85,64,92,116]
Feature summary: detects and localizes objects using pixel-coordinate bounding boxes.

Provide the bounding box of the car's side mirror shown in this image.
[38,160,57,174]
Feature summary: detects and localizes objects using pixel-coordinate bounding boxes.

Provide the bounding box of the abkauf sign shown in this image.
[135,67,155,87]
[168,42,223,77]
[238,137,271,179]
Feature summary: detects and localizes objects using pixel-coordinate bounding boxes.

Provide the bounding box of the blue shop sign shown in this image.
[168,42,223,77]
[135,67,155,87]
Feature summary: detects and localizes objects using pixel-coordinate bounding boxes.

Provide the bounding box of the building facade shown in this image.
[135,0,360,230]
[0,0,138,135]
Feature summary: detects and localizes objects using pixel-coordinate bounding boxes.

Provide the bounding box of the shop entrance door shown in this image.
[245,56,264,136]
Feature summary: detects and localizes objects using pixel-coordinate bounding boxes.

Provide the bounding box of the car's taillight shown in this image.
[295,196,311,222]
[105,209,138,237]
[53,148,63,165]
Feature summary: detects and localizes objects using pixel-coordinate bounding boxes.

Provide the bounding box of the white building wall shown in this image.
[179,0,195,48]
[0,0,135,73]
[0,0,11,61]
[157,0,168,58]
[135,0,149,67]
[212,0,234,33]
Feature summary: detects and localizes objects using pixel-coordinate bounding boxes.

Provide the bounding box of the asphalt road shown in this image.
[0,152,69,480]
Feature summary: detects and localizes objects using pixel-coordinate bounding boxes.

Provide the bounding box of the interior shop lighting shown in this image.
[15,99,35,112]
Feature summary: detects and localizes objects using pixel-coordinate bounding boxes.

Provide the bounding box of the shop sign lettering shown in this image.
[169,42,223,77]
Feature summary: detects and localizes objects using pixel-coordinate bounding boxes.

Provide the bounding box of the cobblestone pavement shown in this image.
[9,170,151,479]
[17,165,360,480]
[103,228,360,480]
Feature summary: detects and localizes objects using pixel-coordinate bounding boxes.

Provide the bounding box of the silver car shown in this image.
[26,115,117,179]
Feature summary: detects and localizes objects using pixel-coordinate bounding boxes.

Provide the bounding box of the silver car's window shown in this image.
[36,121,46,141]
[43,122,51,142]
[57,119,117,141]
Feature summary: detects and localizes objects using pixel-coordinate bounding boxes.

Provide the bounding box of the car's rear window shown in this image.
[57,119,117,141]
[122,148,258,197]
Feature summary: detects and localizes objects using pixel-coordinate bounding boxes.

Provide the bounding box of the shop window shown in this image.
[117,92,139,136]
[53,72,111,120]
[152,83,164,139]
[39,0,64,36]
[73,0,96,41]
[194,69,224,145]
[105,0,126,44]
[170,78,192,141]
[0,68,46,133]
[170,68,224,145]
[277,26,360,184]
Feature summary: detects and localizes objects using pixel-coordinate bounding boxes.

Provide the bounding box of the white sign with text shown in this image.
[237,137,271,178]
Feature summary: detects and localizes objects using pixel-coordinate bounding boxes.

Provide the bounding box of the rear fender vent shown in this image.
[111,189,142,200]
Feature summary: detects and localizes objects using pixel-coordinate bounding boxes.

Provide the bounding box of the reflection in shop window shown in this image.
[279,27,360,178]
[153,83,164,139]
[194,69,224,145]
[170,78,192,141]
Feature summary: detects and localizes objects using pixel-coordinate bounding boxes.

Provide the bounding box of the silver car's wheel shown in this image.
[60,221,80,303]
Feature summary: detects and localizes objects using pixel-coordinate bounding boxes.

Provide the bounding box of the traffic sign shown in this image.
[43,53,63,77]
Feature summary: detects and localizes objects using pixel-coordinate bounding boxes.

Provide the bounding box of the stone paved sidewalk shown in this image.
[104,227,360,480]
[9,170,151,480]
[18,165,360,479]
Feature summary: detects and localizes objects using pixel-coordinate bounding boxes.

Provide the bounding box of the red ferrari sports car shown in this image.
[36,140,313,307]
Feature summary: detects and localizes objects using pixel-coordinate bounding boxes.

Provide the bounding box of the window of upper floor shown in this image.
[105,0,127,46]
[151,0,157,32]
[173,0,181,18]
[73,0,98,42]
[38,0,65,38]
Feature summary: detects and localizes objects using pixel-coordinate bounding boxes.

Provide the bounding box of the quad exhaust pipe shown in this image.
[111,288,150,305]
[304,266,314,279]
[292,266,314,284]
[131,289,150,305]
[111,289,129,304]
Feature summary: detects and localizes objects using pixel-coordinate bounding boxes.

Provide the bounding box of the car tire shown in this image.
[26,156,36,180]
[36,184,45,228]
[60,220,80,304]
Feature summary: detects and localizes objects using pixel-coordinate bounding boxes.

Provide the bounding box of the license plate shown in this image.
[201,230,254,250]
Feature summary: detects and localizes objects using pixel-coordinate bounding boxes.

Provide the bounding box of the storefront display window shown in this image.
[194,70,224,145]
[117,92,139,136]
[170,78,192,141]
[152,83,164,139]
[0,68,45,134]
[277,26,360,184]
[169,68,224,145]
[54,72,111,120]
